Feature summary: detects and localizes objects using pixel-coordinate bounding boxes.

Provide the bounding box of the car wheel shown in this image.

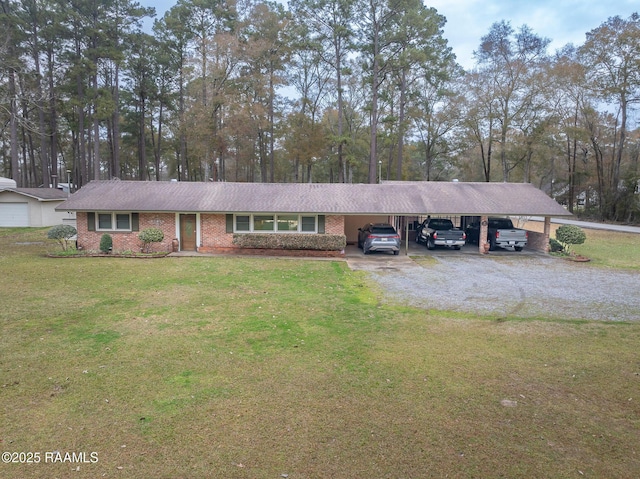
[426,237,435,250]
[363,247,369,255]
[393,250,399,255]
[515,246,523,252]
[454,246,461,250]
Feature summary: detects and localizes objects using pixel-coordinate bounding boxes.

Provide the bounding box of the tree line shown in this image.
[1,0,639,221]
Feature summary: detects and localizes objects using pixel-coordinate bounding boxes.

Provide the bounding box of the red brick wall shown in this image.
[200,214,234,249]
[527,230,550,253]
[77,212,346,254]
[198,214,345,253]
[325,215,344,235]
[76,212,176,253]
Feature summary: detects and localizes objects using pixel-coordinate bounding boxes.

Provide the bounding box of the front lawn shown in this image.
[523,220,640,269]
[1,228,639,478]
[570,228,640,269]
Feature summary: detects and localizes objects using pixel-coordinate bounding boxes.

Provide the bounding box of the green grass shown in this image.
[570,229,640,269]
[524,221,640,270]
[1,227,639,478]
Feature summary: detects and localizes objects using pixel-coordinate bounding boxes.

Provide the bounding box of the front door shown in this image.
[180,214,197,251]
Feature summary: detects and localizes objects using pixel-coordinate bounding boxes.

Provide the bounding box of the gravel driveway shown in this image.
[346,252,640,322]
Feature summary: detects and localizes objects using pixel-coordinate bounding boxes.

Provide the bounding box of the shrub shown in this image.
[555,224,586,253]
[100,233,113,253]
[47,224,77,251]
[233,234,346,251]
[549,237,564,253]
[138,228,165,253]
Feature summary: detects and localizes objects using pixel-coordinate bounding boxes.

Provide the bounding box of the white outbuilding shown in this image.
[0,179,75,227]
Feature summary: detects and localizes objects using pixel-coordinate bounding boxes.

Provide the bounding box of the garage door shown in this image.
[0,202,29,226]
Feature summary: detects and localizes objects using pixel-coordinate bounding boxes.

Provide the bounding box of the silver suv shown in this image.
[357,223,401,255]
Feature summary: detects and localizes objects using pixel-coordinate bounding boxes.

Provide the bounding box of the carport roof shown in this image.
[56,180,571,217]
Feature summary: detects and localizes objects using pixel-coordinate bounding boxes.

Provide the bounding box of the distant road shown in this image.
[530,216,640,234]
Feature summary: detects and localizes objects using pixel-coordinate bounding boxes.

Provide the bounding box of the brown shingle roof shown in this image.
[2,188,69,201]
[56,180,571,217]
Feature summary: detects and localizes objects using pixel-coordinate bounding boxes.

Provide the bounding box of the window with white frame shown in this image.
[253,215,275,231]
[235,215,250,232]
[277,214,298,231]
[94,212,133,231]
[301,216,316,232]
[233,214,319,233]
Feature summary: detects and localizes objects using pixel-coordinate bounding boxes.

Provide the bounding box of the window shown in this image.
[95,212,134,231]
[253,215,275,231]
[371,225,397,235]
[235,215,250,232]
[277,215,298,231]
[116,214,130,230]
[233,214,320,233]
[98,213,112,230]
[301,216,316,232]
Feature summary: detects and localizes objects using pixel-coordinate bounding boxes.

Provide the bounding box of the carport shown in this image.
[346,181,572,255]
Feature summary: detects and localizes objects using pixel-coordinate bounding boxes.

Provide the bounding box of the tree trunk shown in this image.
[77,75,87,189]
[155,103,164,181]
[369,35,380,184]
[567,137,577,214]
[112,61,121,178]
[8,68,20,186]
[179,64,188,181]
[614,96,627,191]
[500,122,509,182]
[32,29,50,188]
[93,94,100,180]
[396,68,407,180]
[592,138,605,219]
[259,130,268,182]
[334,34,345,183]
[138,96,147,180]
[269,65,275,183]
[47,47,58,187]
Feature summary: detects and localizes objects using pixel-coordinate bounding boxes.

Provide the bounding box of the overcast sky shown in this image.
[141,0,639,70]
[428,0,639,69]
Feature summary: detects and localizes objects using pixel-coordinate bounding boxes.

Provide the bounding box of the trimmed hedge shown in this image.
[232,234,346,251]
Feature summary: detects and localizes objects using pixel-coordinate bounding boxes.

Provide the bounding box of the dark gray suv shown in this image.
[357,223,401,255]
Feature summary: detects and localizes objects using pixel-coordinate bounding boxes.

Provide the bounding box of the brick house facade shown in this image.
[77,212,176,252]
[76,211,346,255]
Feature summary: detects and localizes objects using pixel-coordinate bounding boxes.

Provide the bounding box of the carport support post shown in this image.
[543,216,551,253]
[405,219,409,255]
[479,215,489,254]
